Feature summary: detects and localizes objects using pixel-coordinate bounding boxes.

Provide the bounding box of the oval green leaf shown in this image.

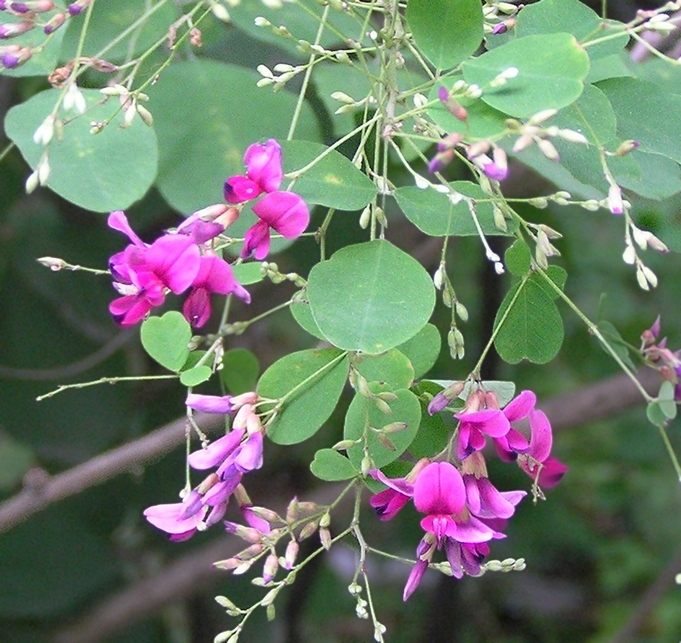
[406,0,484,70]
[396,323,441,379]
[493,277,564,364]
[353,349,415,390]
[180,365,213,387]
[148,60,319,214]
[394,181,517,237]
[257,348,349,445]
[344,388,422,469]
[282,140,377,210]
[5,89,158,212]
[307,240,435,354]
[463,33,590,118]
[140,311,191,372]
[310,448,358,481]
[221,348,260,395]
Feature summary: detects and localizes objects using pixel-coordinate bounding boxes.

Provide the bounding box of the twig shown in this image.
[0,412,224,534]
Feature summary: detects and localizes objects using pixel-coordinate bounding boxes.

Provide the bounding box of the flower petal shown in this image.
[503,390,536,422]
[187,429,245,470]
[413,462,465,515]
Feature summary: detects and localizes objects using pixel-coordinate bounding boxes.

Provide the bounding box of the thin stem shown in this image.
[471,273,530,376]
[36,374,177,401]
[269,351,349,413]
[287,4,330,140]
[655,423,681,483]
[535,268,654,403]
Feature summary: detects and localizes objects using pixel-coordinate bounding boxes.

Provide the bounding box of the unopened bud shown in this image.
[319,526,332,550]
[376,433,397,451]
[615,140,639,156]
[263,552,279,583]
[283,539,299,569]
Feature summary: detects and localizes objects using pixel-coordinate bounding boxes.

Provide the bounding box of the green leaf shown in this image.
[310,449,358,481]
[229,0,361,54]
[427,81,508,139]
[658,381,678,420]
[5,89,158,212]
[394,181,517,237]
[494,276,564,364]
[646,401,667,427]
[463,33,590,118]
[290,293,326,340]
[257,349,349,445]
[597,78,681,165]
[409,382,454,458]
[344,388,422,468]
[596,320,636,371]
[505,239,532,277]
[149,60,319,214]
[406,0,484,70]
[354,350,415,389]
[61,0,179,62]
[180,365,212,387]
[515,0,628,61]
[221,348,260,395]
[233,262,265,285]
[140,312,191,372]
[281,140,377,210]
[0,10,66,78]
[307,240,435,354]
[396,323,441,379]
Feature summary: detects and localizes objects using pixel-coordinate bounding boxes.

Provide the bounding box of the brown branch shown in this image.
[0,412,224,534]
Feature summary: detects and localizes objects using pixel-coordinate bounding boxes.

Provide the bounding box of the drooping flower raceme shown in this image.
[144,393,264,540]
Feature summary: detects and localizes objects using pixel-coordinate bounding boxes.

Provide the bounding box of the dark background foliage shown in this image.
[1,1,680,642]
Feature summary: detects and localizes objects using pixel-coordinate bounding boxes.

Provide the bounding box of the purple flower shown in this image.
[143,501,207,541]
[244,139,283,193]
[176,204,238,244]
[242,191,309,260]
[187,429,246,470]
[182,254,250,327]
[454,407,510,460]
[463,474,526,520]
[369,470,414,521]
[0,21,33,39]
[186,393,235,414]
[224,139,283,204]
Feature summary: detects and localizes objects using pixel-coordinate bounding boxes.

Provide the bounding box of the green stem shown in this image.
[269,351,349,413]
[36,374,177,401]
[535,268,654,403]
[287,4,330,140]
[656,423,681,483]
[472,273,530,376]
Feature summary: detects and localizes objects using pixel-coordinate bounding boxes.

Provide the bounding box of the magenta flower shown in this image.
[368,469,414,521]
[186,393,235,414]
[463,474,526,520]
[183,254,250,327]
[445,541,490,578]
[414,462,497,545]
[108,211,201,326]
[143,501,207,541]
[454,407,510,460]
[176,204,239,244]
[491,391,568,488]
[224,139,283,204]
[242,191,309,260]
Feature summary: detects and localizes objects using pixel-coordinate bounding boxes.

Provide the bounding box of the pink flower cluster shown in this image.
[108,139,309,327]
[641,316,681,400]
[144,392,265,540]
[223,139,310,260]
[370,386,567,600]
